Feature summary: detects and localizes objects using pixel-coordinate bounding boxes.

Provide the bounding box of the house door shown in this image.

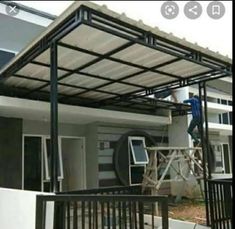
[61,137,86,191]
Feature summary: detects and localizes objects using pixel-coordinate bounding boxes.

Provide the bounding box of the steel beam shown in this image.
[1,10,82,81]
[24,42,143,96]
[58,42,183,80]
[13,73,121,97]
[81,21,231,75]
[203,82,212,178]
[95,70,226,107]
[81,6,231,74]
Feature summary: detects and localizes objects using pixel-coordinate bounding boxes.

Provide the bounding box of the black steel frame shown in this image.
[0,5,231,110]
[0,4,232,224]
[199,82,211,226]
[36,193,169,229]
[198,81,230,227]
[208,179,232,229]
[50,42,59,192]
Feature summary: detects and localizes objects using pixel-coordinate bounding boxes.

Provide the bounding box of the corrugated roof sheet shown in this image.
[0,1,232,112]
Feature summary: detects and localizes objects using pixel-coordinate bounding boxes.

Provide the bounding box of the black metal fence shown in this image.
[36,186,169,229]
[208,179,232,229]
[58,184,142,195]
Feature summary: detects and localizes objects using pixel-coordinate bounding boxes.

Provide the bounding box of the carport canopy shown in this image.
[0,1,232,115]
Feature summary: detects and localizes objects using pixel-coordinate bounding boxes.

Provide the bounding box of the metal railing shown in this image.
[208,179,232,229]
[36,186,169,229]
[57,184,142,195]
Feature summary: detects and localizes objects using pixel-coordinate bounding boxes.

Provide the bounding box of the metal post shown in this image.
[203,82,212,179]
[35,195,45,229]
[50,42,59,193]
[203,81,214,227]
[162,198,169,229]
[198,83,210,226]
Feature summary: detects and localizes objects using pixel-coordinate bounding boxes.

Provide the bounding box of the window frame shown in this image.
[43,137,64,181]
[128,136,149,165]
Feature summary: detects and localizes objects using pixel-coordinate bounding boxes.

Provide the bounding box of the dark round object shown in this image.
[113,130,156,186]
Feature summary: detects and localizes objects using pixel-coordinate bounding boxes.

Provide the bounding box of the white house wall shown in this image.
[85,123,99,189]
[0,188,54,229]
[189,86,232,101]
[23,120,100,189]
[97,123,170,193]
[0,96,171,126]
[23,119,86,136]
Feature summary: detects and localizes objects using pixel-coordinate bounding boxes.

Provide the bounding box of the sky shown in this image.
[14,1,232,58]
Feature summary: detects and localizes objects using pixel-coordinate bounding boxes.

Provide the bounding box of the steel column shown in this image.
[198,82,210,226]
[203,82,212,178]
[50,42,59,192]
[202,82,214,227]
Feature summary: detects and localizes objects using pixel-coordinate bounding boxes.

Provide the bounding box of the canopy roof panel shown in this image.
[0,1,232,115]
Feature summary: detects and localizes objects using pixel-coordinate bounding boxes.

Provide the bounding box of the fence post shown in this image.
[208,181,215,228]
[209,179,232,229]
[54,202,65,229]
[35,195,44,229]
[138,202,144,229]
[161,198,169,229]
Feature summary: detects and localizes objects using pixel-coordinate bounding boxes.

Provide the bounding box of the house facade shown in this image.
[0,1,232,198]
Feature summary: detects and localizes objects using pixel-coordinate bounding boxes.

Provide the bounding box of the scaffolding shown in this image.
[142,147,205,196]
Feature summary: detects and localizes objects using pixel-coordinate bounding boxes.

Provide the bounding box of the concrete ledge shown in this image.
[144,214,210,229]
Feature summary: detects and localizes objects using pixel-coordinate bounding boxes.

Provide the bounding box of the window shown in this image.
[129,137,149,164]
[218,99,232,125]
[229,112,232,124]
[128,136,149,185]
[221,99,227,105]
[222,113,229,124]
[213,144,224,173]
[43,138,64,181]
[212,143,231,174]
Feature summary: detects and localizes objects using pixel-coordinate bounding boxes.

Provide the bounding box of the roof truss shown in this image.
[0,4,232,115]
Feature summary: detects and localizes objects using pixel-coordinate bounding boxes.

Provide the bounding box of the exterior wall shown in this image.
[0,117,22,189]
[85,123,99,189]
[97,123,169,193]
[168,115,191,147]
[0,188,54,229]
[187,86,232,173]
[208,113,220,123]
[23,120,86,136]
[168,115,194,198]
[23,120,99,190]
[170,85,232,198]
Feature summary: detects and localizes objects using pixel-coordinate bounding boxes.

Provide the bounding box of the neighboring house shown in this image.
[188,82,232,175]
[0,1,232,199]
[0,1,56,68]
